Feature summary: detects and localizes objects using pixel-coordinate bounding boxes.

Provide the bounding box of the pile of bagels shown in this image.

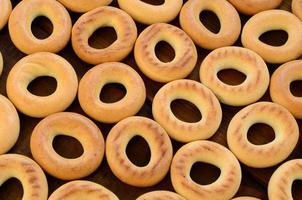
[0,0,302,199]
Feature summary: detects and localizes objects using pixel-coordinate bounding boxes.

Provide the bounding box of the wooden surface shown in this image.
[0,0,301,199]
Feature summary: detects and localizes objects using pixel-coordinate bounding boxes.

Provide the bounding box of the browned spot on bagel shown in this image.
[31,193,39,197]
[29,176,37,183]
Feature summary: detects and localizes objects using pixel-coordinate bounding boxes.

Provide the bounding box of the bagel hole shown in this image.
[259,30,288,46]
[292,180,302,199]
[290,80,302,97]
[88,27,117,49]
[190,162,221,185]
[52,135,84,159]
[139,0,164,5]
[170,99,202,123]
[199,10,221,34]
[155,41,175,63]
[31,16,54,39]
[247,123,275,145]
[126,136,151,167]
[0,178,23,199]
[217,69,246,86]
[27,76,57,96]
[99,83,126,103]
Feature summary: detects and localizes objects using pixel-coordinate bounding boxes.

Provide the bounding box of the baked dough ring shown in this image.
[30,112,105,180]
[134,23,197,83]
[180,0,241,50]
[8,0,71,54]
[228,0,282,15]
[0,95,20,154]
[292,0,302,20]
[0,0,11,30]
[6,52,78,118]
[0,154,48,200]
[232,197,261,200]
[227,102,299,168]
[200,46,270,106]
[78,62,146,123]
[72,6,137,65]
[106,116,173,187]
[117,0,183,25]
[171,141,242,200]
[136,191,185,200]
[270,60,302,119]
[57,0,112,13]
[152,79,222,143]
[49,180,119,200]
[241,10,302,64]
[268,159,302,200]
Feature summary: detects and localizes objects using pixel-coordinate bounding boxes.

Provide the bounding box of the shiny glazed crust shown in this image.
[171,141,242,200]
[58,0,113,12]
[117,0,183,24]
[228,0,282,15]
[0,95,20,154]
[78,62,146,123]
[8,0,71,54]
[241,10,302,64]
[48,180,119,200]
[135,23,197,83]
[270,60,302,119]
[227,102,299,168]
[200,46,270,106]
[72,6,137,65]
[0,154,48,200]
[106,116,173,187]
[152,79,222,142]
[136,191,185,200]
[0,0,12,30]
[30,112,105,180]
[268,159,302,200]
[180,0,241,49]
[6,52,78,118]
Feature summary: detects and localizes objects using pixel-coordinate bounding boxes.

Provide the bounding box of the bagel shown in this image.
[8,0,71,54]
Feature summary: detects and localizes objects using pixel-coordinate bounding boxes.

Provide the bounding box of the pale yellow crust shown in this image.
[0,95,20,154]
[58,0,113,13]
[49,180,119,200]
[227,102,299,168]
[136,191,185,200]
[228,0,282,15]
[72,6,137,65]
[135,23,197,83]
[0,0,12,30]
[0,154,48,200]
[232,197,261,200]
[30,112,105,180]
[78,62,146,123]
[270,60,302,119]
[171,141,242,200]
[241,10,302,64]
[106,116,173,187]
[180,0,241,50]
[292,0,302,20]
[117,0,183,24]
[200,46,270,106]
[268,159,302,200]
[152,79,222,143]
[8,0,71,54]
[6,52,78,118]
